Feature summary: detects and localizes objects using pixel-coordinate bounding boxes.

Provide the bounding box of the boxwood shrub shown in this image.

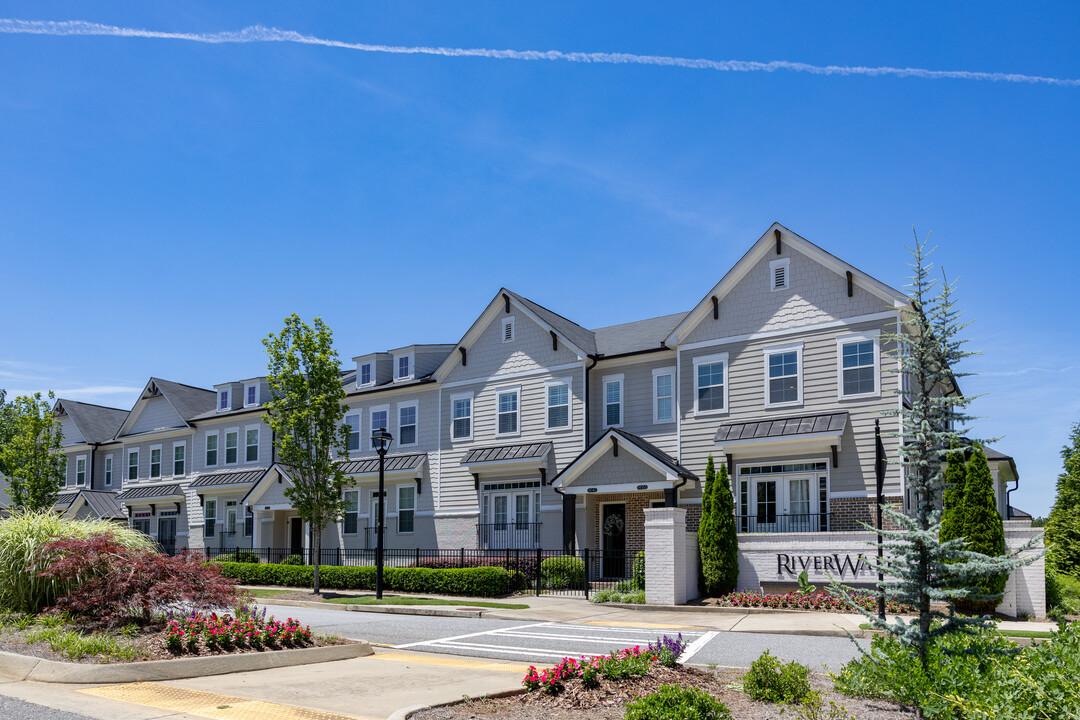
[214,561,513,597]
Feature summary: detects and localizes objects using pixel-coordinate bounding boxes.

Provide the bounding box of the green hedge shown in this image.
[215,562,513,597]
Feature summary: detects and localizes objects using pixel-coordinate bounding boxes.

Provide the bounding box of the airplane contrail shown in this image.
[2,18,1077,87]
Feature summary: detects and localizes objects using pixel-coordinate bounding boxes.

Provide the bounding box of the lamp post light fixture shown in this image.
[371,427,393,599]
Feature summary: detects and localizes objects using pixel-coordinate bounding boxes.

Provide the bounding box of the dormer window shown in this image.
[360,363,372,387]
[245,384,258,407]
[396,354,411,381]
[503,316,515,343]
[218,390,229,411]
[769,258,790,291]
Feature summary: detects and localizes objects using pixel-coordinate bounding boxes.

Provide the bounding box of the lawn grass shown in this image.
[859,623,1055,639]
[324,595,528,610]
[246,588,292,598]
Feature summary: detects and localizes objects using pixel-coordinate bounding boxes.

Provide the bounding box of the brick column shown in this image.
[644,507,687,605]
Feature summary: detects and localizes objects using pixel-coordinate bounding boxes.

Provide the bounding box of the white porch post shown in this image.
[250,507,260,549]
[644,506,687,605]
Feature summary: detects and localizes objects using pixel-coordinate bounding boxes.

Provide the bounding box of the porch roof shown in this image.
[714,411,848,453]
[65,490,125,521]
[461,442,552,467]
[339,453,427,476]
[54,491,78,508]
[551,428,697,494]
[190,469,265,488]
[118,483,184,502]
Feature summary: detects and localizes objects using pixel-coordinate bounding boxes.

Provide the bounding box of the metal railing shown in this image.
[476,522,542,549]
[737,512,833,533]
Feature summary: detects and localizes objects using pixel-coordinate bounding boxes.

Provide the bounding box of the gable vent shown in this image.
[503,317,515,343]
[769,258,790,292]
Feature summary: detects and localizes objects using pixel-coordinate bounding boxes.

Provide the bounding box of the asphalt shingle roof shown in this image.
[714,411,849,443]
[57,400,128,444]
[592,312,689,356]
[461,442,553,465]
[503,290,598,356]
[118,484,184,501]
[338,453,427,475]
[190,469,266,488]
[149,378,216,423]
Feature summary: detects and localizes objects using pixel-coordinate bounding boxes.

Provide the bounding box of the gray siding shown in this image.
[59,416,84,446]
[126,396,185,435]
[119,432,196,484]
[589,353,678,454]
[569,446,666,488]
[192,414,274,474]
[684,244,894,346]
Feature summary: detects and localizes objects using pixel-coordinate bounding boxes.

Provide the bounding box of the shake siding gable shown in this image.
[589,355,678,454]
[568,446,667,489]
[683,244,894,346]
[444,308,581,383]
[127,396,186,435]
[59,416,84,445]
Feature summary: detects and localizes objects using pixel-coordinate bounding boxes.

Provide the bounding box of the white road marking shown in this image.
[679,630,719,664]
[394,621,553,649]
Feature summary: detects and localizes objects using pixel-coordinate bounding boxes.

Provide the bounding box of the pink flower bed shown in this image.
[164,608,312,654]
[715,590,916,614]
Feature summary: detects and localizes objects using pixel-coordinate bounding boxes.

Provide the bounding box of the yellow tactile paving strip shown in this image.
[584,620,703,631]
[80,682,369,720]
[372,651,530,673]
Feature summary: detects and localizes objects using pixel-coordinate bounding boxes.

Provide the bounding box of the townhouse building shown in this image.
[23,223,1024,581]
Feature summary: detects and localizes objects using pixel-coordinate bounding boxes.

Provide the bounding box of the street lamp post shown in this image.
[371,427,393,600]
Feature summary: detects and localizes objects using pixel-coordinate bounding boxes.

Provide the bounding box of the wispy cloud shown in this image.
[979,365,1077,378]
[2,19,1078,87]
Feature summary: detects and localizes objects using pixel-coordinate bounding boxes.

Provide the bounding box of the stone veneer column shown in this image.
[644,507,687,606]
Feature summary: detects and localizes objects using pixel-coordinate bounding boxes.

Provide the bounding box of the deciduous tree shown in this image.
[1047,423,1080,577]
[0,391,64,511]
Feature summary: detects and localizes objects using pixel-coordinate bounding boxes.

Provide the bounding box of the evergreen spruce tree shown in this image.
[697,456,717,595]
[938,449,968,547]
[952,445,1008,613]
[1046,422,1080,577]
[829,234,1035,669]
[712,462,740,595]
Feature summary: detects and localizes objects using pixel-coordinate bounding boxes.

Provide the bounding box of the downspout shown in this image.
[666,475,689,507]
[584,355,599,444]
[1005,474,1019,519]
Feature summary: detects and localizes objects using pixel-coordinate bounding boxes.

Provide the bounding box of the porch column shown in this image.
[561,493,576,554]
[250,508,260,549]
[643,507,687,605]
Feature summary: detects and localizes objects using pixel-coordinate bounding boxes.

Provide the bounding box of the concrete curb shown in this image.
[0,641,371,684]
[387,688,527,720]
[257,598,484,618]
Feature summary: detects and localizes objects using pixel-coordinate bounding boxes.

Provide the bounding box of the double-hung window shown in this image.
[343,491,358,535]
[127,450,139,481]
[603,375,623,428]
[218,390,229,411]
[837,332,880,398]
[694,354,728,414]
[653,367,675,423]
[396,354,411,381]
[104,455,113,486]
[244,507,254,537]
[225,430,238,464]
[75,456,86,486]
[360,363,372,387]
[451,394,472,440]
[345,414,360,452]
[245,427,259,462]
[204,499,216,539]
[496,388,519,436]
[173,443,185,476]
[398,485,415,533]
[59,457,67,487]
[398,403,417,446]
[149,446,162,479]
[370,406,389,447]
[245,384,258,406]
[546,379,570,430]
[205,433,219,467]
[764,343,803,407]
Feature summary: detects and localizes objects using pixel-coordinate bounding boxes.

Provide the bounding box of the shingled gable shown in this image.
[116,377,215,437]
[53,399,128,445]
[664,222,910,347]
[433,288,596,382]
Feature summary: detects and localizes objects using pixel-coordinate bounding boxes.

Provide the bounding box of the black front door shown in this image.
[158,518,176,555]
[289,517,304,556]
[601,503,626,578]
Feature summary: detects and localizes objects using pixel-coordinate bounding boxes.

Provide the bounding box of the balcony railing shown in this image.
[737,513,833,533]
[477,522,542,549]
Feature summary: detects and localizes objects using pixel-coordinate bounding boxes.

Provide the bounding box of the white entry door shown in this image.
[483,491,539,548]
[787,477,812,531]
[753,479,778,532]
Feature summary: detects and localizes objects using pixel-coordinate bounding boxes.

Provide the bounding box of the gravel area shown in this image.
[412,667,916,720]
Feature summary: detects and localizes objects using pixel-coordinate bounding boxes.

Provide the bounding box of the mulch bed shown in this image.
[412,667,915,720]
[0,622,345,665]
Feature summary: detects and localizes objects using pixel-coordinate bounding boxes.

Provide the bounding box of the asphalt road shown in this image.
[274,605,868,671]
[0,694,96,720]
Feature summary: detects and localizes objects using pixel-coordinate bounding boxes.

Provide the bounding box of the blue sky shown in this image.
[1,3,1077,515]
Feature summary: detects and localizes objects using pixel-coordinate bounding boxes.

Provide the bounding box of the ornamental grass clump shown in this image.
[0,510,155,613]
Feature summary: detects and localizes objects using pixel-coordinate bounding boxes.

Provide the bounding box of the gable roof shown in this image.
[502,290,597,356]
[665,223,909,347]
[117,378,215,437]
[592,312,688,356]
[551,428,697,491]
[54,399,128,444]
[65,490,125,520]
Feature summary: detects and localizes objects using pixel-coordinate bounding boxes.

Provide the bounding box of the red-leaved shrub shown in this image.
[39,536,245,624]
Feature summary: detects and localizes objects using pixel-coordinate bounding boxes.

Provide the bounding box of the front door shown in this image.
[754,480,778,531]
[158,517,176,554]
[482,491,538,549]
[601,503,626,578]
[289,517,304,556]
[787,477,812,531]
[225,508,238,548]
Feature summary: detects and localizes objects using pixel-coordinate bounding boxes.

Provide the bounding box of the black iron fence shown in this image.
[737,512,833,533]
[198,546,638,599]
[476,522,542,549]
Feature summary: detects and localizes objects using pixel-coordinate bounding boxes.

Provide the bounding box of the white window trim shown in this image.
[104,454,113,487]
[204,499,217,539]
[836,330,882,400]
[602,374,624,429]
[396,483,416,534]
[691,352,731,417]
[224,428,239,466]
[544,377,573,432]
[244,383,259,407]
[502,316,516,343]
[394,352,414,382]
[359,362,375,388]
[450,392,474,442]
[769,258,790,292]
[127,448,139,481]
[244,507,253,537]
[217,390,230,412]
[149,444,163,479]
[652,366,677,424]
[763,341,804,408]
[244,425,260,463]
[75,455,87,486]
[205,431,220,468]
[172,441,186,477]
[495,385,522,438]
[342,490,359,535]
[396,400,419,447]
[370,405,390,448]
[344,412,362,454]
